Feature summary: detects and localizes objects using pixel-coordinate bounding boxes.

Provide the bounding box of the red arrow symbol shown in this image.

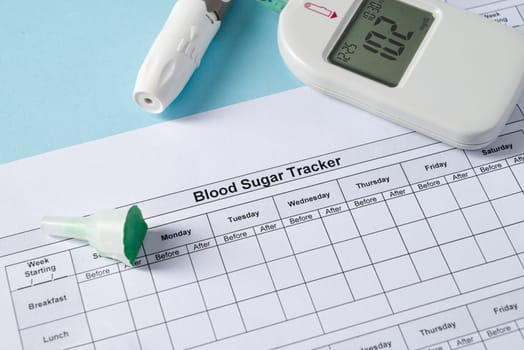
[304,2,338,19]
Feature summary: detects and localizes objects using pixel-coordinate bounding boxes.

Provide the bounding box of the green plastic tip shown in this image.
[257,0,287,13]
[123,205,148,265]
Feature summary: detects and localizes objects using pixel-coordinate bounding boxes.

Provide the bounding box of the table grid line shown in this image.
[442,168,489,264]
[68,250,95,350]
[270,196,326,334]
[317,209,356,301]
[250,223,289,321]
[335,179,395,314]
[204,213,249,334]
[142,244,176,350]
[186,247,219,342]
[465,304,489,350]
[464,150,524,270]
[381,191,423,283]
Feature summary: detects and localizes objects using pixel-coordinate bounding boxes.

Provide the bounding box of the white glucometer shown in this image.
[278,0,524,149]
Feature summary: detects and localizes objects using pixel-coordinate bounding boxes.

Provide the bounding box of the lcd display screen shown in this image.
[328,0,434,87]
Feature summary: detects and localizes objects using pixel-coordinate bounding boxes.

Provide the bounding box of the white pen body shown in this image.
[134,0,221,113]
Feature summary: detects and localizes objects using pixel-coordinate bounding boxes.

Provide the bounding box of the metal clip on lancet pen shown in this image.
[133,0,233,114]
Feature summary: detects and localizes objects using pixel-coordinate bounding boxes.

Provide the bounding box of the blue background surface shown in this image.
[0,0,301,164]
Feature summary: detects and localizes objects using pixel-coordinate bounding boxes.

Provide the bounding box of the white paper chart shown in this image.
[1,86,524,350]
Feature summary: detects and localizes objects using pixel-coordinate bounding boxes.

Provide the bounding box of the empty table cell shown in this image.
[278,285,315,319]
[454,256,524,293]
[297,246,342,282]
[120,264,156,299]
[258,229,293,261]
[375,256,419,291]
[138,324,173,350]
[476,229,515,262]
[95,332,140,350]
[334,238,371,271]
[200,275,235,309]
[209,304,245,339]
[87,302,135,341]
[462,203,501,234]
[319,294,391,332]
[411,247,451,280]
[363,228,407,263]
[307,274,352,310]
[285,219,330,253]
[129,294,165,329]
[190,247,226,280]
[219,236,264,271]
[230,264,275,300]
[387,275,458,312]
[149,253,196,292]
[192,313,323,350]
[492,193,524,226]
[268,257,304,290]
[448,176,488,207]
[386,193,424,225]
[159,283,205,320]
[399,220,437,252]
[346,266,383,299]
[506,222,524,253]
[415,183,459,217]
[79,272,127,310]
[321,210,360,243]
[168,312,215,349]
[351,201,395,234]
[441,237,485,272]
[238,293,285,330]
[429,211,472,244]
[477,167,521,199]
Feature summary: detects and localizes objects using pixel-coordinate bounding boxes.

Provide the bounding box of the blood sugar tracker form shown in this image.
[1,86,523,350]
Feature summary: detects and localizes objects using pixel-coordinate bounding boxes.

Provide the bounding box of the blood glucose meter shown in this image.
[278,0,524,149]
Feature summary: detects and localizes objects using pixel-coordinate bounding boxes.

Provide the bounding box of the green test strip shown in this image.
[257,0,288,13]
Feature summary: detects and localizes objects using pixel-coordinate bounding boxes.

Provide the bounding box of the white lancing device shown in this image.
[278,0,524,149]
[134,0,232,114]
